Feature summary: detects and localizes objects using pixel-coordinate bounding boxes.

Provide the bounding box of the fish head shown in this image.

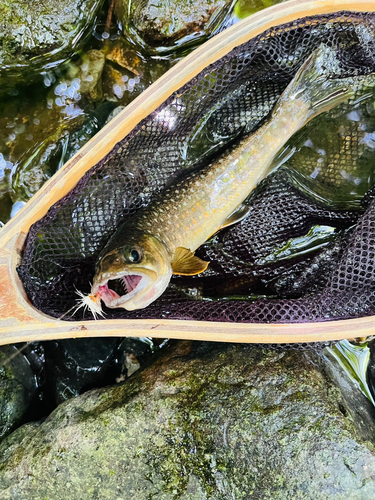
[92,232,172,311]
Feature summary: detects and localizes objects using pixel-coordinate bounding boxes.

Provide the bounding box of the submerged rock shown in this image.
[66,50,106,102]
[0,35,172,223]
[0,49,109,216]
[116,0,234,54]
[102,37,170,103]
[0,0,105,89]
[0,341,374,499]
[43,338,120,406]
[105,41,144,75]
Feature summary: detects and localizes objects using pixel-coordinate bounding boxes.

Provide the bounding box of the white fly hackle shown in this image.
[71,287,106,320]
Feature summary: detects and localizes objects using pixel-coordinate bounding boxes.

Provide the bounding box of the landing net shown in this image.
[18,11,375,326]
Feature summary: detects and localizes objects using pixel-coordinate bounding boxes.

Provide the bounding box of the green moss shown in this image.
[0,0,105,89]
[118,0,234,56]
[0,344,374,499]
[234,0,285,19]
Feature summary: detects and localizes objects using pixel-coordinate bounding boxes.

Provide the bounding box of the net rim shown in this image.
[1,0,375,345]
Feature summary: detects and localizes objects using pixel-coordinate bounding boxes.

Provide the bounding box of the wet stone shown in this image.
[101,37,157,104]
[66,49,106,102]
[0,48,110,214]
[43,337,156,406]
[0,346,38,440]
[105,41,143,75]
[365,339,375,403]
[0,341,374,499]
[320,345,375,446]
[102,63,145,102]
[0,0,105,89]
[43,338,120,406]
[116,0,234,54]
[105,105,126,124]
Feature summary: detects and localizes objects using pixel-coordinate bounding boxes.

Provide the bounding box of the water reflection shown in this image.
[0,0,288,227]
[276,91,375,209]
[328,339,375,406]
[0,38,158,223]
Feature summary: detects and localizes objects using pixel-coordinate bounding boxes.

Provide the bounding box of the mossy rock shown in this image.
[0,0,105,89]
[116,0,234,54]
[0,341,374,499]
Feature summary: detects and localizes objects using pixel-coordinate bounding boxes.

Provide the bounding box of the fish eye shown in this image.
[129,249,141,263]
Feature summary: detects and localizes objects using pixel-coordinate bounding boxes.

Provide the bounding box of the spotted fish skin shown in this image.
[107,46,357,256]
[92,45,374,311]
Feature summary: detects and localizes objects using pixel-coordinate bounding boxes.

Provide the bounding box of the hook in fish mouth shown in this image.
[92,269,155,308]
[90,233,173,311]
[71,272,149,320]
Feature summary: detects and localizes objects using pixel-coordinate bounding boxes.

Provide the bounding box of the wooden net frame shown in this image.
[1,0,375,346]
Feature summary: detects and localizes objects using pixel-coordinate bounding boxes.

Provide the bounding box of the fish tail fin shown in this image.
[281,44,353,118]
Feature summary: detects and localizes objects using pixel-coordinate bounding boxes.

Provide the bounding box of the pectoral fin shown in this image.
[219,203,250,229]
[172,247,209,275]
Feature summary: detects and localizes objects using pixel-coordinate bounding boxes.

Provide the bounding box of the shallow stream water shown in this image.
[0,0,286,224]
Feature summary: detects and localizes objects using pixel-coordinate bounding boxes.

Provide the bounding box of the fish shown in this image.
[76,44,373,315]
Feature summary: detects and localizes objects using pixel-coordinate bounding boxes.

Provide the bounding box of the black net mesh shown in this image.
[17,11,375,329]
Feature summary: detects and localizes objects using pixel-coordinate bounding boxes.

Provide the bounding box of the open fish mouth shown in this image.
[93,271,152,308]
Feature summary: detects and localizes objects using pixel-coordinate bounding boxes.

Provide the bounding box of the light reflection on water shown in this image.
[0,0,287,226]
[328,340,375,407]
[273,90,375,210]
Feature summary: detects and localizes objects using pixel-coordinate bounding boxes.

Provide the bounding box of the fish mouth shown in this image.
[92,269,155,309]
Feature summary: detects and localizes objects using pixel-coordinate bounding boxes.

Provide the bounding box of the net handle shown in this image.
[0,0,374,346]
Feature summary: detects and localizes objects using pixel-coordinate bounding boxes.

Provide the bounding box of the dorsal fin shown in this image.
[171,247,209,275]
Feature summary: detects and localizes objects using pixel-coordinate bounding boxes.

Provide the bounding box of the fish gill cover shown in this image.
[17,11,375,326]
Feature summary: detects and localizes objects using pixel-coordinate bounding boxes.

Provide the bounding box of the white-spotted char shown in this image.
[80,45,375,313]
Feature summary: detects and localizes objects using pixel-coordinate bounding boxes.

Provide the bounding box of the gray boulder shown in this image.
[0,341,374,499]
[116,0,234,54]
[0,0,105,88]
